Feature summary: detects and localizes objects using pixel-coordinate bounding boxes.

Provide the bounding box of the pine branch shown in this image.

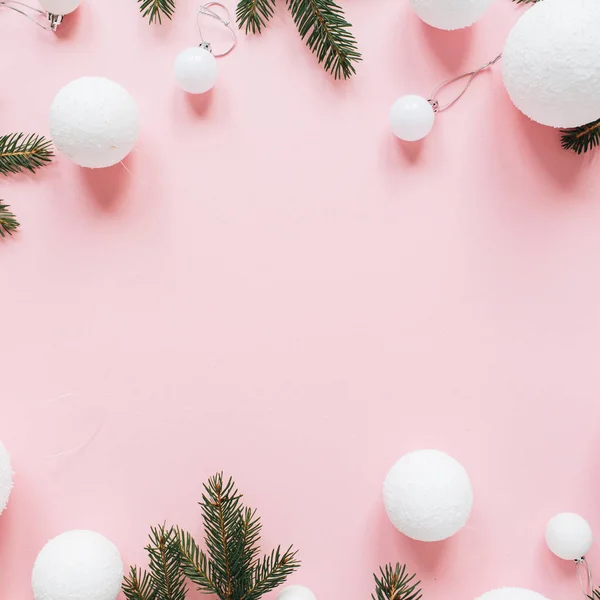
[240,546,300,600]
[560,118,600,154]
[146,525,188,600]
[286,0,361,79]
[176,528,219,594]
[0,202,19,238]
[123,567,159,600]
[138,0,175,24]
[236,0,276,34]
[0,133,53,176]
[372,564,423,600]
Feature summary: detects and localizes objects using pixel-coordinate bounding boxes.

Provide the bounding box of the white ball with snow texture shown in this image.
[50,77,140,169]
[546,513,592,560]
[0,441,13,515]
[409,0,493,30]
[390,95,435,142]
[278,585,317,600]
[476,588,551,600]
[174,46,218,94]
[38,0,80,14]
[502,0,600,128]
[32,530,123,600]
[383,449,473,542]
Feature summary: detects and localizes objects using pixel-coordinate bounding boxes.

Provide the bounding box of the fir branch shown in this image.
[146,525,188,600]
[236,0,276,34]
[138,0,175,24]
[372,563,423,600]
[0,133,53,176]
[176,527,219,594]
[0,202,19,238]
[560,118,600,154]
[123,567,159,600]
[286,0,361,79]
[241,546,300,600]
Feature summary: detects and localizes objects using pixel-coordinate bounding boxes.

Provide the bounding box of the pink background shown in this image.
[2,0,600,599]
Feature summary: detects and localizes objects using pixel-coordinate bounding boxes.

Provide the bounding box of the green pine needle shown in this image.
[560,118,600,154]
[242,546,300,600]
[0,202,19,238]
[176,528,218,594]
[0,133,53,176]
[236,0,276,34]
[147,525,188,600]
[286,0,361,79]
[123,567,159,600]
[138,0,175,24]
[372,563,423,600]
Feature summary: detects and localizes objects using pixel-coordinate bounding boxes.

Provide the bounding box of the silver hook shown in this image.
[576,557,594,600]
[0,0,63,30]
[196,2,237,57]
[429,53,502,113]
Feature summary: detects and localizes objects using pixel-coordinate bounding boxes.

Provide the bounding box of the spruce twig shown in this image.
[137,0,175,23]
[147,525,188,600]
[0,133,53,176]
[0,202,19,238]
[236,0,276,33]
[241,546,300,600]
[372,563,423,600]
[560,118,600,154]
[176,528,218,594]
[123,567,159,600]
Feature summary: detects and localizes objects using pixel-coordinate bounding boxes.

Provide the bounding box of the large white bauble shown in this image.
[49,77,140,169]
[0,441,13,515]
[278,585,317,600]
[383,449,473,542]
[32,530,123,600]
[545,513,592,560]
[502,0,600,128]
[476,589,550,600]
[38,0,80,14]
[409,0,493,30]
[174,46,218,94]
[390,95,435,142]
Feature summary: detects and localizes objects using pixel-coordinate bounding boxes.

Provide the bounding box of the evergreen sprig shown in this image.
[560,119,600,154]
[0,202,19,238]
[137,0,175,24]
[0,133,53,176]
[372,563,423,600]
[236,0,276,34]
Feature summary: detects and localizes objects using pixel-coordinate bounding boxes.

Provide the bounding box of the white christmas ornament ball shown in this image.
[32,530,123,600]
[502,0,600,128]
[383,449,473,542]
[38,0,80,14]
[390,95,435,142]
[174,46,218,94]
[545,513,592,560]
[278,585,317,600]
[409,0,493,30]
[49,77,140,169]
[0,441,13,515]
[476,588,551,600]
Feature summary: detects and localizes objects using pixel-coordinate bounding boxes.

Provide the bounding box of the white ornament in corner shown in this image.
[383,449,473,542]
[390,95,435,142]
[49,77,140,169]
[32,530,123,600]
[409,0,493,30]
[476,588,551,600]
[502,0,600,128]
[278,585,317,600]
[0,440,13,515]
[546,513,593,561]
[38,0,80,14]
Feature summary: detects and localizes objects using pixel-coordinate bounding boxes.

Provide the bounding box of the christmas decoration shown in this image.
[546,513,593,561]
[49,77,140,169]
[32,530,124,600]
[371,563,422,600]
[476,589,550,600]
[0,441,13,514]
[383,449,473,542]
[279,585,317,600]
[0,0,78,29]
[123,473,299,600]
[409,0,493,30]
[38,0,80,14]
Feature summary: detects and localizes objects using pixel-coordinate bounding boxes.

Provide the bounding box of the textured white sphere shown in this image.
[545,513,592,560]
[38,0,80,14]
[0,441,13,515]
[174,47,218,94]
[32,530,123,600]
[390,95,435,142]
[278,585,317,600]
[383,449,473,542]
[502,0,600,128]
[409,0,493,30]
[476,589,550,600]
[49,77,140,169]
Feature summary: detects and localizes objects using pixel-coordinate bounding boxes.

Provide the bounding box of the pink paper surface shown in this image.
[1,0,599,599]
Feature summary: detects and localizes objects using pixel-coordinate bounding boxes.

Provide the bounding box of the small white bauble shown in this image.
[32,530,123,600]
[49,77,140,169]
[278,585,317,600]
[390,95,435,142]
[38,0,80,15]
[502,0,600,128]
[476,588,551,600]
[409,0,493,30]
[545,513,592,560]
[174,46,218,94]
[383,449,473,542]
[0,441,13,515]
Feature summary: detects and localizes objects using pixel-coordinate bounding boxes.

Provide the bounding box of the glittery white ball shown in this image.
[174,47,218,94]
[390,95,435,142]
[476,588,550,600]
[383,449,473,542]
[278,585,317,600]
[49,77,140,169]
[502,0,600,128]
[32,530,123,600]
[0,441,13,515]
[409,0,493,30]
[545,513,593,560]
[38,0,80,14]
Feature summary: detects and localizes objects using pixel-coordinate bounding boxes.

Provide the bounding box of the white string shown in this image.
[197,2,237,57]
[0,0,52,30]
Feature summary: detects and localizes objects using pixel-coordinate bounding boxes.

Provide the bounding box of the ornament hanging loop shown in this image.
[0,0,58,30]
[576,557,593,600]
[429,53,502,113]
[197,2,237,57]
